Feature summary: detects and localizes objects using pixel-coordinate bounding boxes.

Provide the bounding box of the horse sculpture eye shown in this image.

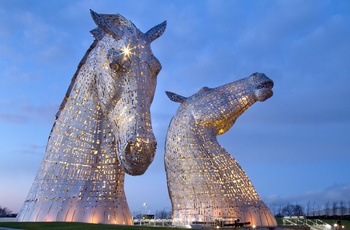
[109,63,121,73]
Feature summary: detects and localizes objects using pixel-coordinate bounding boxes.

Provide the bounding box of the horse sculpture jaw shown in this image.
[120,138,157,175]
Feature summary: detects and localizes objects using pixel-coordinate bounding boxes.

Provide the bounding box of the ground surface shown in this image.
[0,222,184,230]
[0,219,349,230]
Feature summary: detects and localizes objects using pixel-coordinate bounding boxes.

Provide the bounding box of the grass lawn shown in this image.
[0,222,186,230]
[1,219,349,230]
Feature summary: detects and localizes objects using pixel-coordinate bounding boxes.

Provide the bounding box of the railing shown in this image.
[283,216,332,230]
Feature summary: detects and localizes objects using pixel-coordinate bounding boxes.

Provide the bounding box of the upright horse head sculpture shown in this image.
[90,11,165,175]
[17,10,166,224]
[165,73,277,227]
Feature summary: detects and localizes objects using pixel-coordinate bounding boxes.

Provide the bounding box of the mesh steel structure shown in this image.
[165,73,277,227]
[17,10,166,224]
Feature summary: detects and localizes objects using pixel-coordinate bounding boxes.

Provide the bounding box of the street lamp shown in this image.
[143,203,148,216]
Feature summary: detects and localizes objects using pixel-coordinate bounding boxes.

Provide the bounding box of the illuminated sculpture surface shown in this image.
[17,10,166,224]
[164,73,277,227]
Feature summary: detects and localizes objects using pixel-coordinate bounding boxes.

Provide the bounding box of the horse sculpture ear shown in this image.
[166,91,187,103]
[90,9,122,39]
[145,21,167,43]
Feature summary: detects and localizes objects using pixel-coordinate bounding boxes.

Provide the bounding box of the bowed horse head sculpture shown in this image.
[165,72,276,227]
[17,11,166,224]
[90,10,166,175]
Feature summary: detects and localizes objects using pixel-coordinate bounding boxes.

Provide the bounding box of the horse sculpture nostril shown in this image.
[124,141,156,155]
[125,142,137,155]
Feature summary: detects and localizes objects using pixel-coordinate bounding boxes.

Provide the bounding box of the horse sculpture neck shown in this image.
[17,35,131,225]
[166,105,262,201]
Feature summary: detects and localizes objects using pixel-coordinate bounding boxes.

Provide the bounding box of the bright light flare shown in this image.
[120,43,135,58]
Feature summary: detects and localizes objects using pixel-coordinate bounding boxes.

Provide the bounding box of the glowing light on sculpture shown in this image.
[120,44,134,58]
[17,10,166,224]
[164,73,277,227]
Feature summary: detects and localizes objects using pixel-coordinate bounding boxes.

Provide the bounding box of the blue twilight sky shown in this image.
[0,0,349,215]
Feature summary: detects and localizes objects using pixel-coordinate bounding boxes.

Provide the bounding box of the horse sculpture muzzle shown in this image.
[120,136,157,175]
[249,72,274,102]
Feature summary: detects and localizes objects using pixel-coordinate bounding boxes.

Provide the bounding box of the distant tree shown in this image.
[315,203,321,216]
[277,203,283,217]
[306,201,311,216]
[0,206,12,217]
[324,201,330,216]
[155,209,171,219]
[339,200,346,217]
[332,201,338,217]
[294,204,304,216]
[282,203,294,216]
[281,203,304,217]
[312,201,316,216]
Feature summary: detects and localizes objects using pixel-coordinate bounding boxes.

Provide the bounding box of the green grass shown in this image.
[1,219,349,230]
[0,222,186,230]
